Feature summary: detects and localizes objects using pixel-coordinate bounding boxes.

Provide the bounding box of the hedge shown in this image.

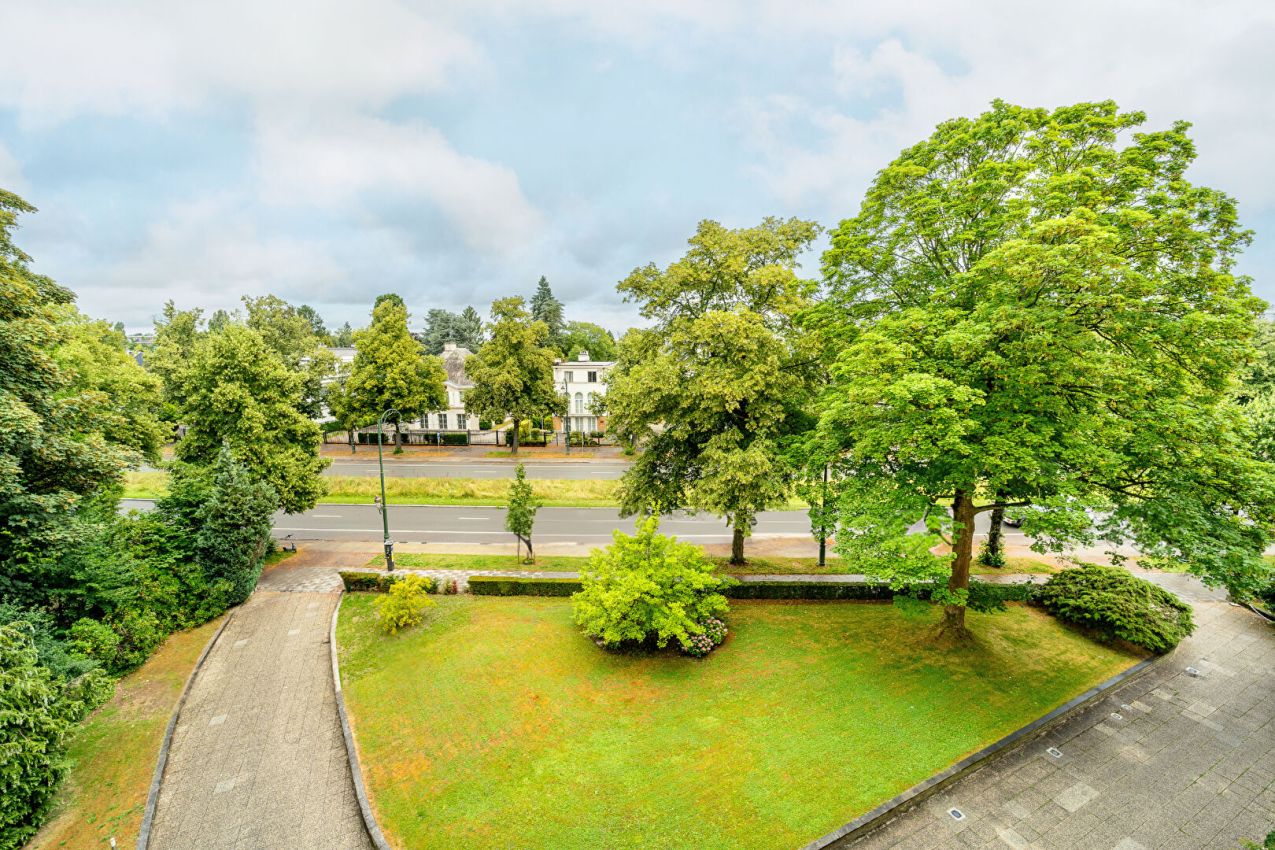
[468,577,582,596]
[725,582,896,600]
[339,571,437,594]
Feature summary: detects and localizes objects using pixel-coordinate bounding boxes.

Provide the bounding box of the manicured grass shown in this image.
[380,551,1056,576]
[123,470,622,508]
[337,595,1139,850]
[26,617,224,850]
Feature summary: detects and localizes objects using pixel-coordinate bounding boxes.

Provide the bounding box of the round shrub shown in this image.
[375,575,435,634]
[572,516,733,652]
[1036,564,1194,654]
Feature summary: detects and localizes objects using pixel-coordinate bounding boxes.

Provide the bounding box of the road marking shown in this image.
[458,516,489,520]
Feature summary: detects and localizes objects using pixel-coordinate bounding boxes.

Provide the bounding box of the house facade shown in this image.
[420,341,474,430]
[552,350,613,434]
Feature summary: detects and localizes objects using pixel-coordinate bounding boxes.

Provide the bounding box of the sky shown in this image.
[2,1,1273,335]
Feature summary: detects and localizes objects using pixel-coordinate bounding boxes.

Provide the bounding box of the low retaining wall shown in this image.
[329,592,393,850]
[137,612,236,850]
[804,650,1170,849]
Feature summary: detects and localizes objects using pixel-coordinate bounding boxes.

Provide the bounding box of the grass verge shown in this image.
[337,596,1139,850]
[26,617,225,850]
[376,551,1056,576]
[124,471,622,508]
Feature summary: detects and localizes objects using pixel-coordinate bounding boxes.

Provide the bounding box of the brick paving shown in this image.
[842,575,1275,850]
[148,591,373,850]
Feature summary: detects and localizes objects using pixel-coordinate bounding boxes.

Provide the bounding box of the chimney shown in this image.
[577,350,589,362]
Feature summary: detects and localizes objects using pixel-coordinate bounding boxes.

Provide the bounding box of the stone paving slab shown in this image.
[843,594,1275,850]
[148,591,373,850]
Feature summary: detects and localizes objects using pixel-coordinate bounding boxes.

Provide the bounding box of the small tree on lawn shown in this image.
[506,463,538,563]
[463,297,562,456]
[572,516,733,653]
[815,100,1275,643]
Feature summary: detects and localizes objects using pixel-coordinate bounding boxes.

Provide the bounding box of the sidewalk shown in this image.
[843,575,1275,850]
[319,443,627,462]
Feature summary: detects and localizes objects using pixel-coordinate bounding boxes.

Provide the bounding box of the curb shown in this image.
[136,611,236,850]
[329,592,394,850]
[804,649,1170,849]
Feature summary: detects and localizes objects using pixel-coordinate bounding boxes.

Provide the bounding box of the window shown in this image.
[563,370,574,383]
[574,392,584,415]
[587,370,597,382]
[585,392,595,413]
[458,414,468,430]
[438,413,448,430]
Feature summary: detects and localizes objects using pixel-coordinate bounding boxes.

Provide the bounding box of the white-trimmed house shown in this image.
[552,350,613,434]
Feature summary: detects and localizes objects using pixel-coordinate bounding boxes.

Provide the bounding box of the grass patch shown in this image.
[124,470,622,508]
[972,556,1057,576]
[26,617,224,850]
[382,551,1056,576]
[337,595,1139,850]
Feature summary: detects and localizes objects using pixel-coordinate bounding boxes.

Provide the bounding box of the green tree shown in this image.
[346,298,447,451]
[53,309,166,462]
[148,301,205,418]
[606,217,822,563]
[242,294,332,418]
[332,321,355,347]
[815,100,1273,641]
[0,190,133,582]
[192,447,279,604]
[463,297,562,456]
[505,463,539,563]
[0,624,74,850]
[530,276,565,351]
[458,306,485,351]
[374,292,405,311]
[572,516,732,651]
[560,320,617,361]
[296,303,328,340]
[173,324,327,512]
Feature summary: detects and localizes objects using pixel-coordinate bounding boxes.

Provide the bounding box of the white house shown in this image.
[553,350,613,434]
[420,341,474,430]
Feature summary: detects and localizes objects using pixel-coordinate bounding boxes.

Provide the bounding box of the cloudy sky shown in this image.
[2,1,1273,333]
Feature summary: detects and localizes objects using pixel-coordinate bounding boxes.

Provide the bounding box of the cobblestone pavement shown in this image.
[148,591,373,850]
[846,577,1275,850]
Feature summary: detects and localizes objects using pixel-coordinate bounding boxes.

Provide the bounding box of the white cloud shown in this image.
[0,142,26,194]
[738,1,1275,211]
[255,114,545,254]
[0,0,480,125]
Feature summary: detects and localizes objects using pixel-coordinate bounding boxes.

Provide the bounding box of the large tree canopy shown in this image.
[607,217,822,563]
[0,190,135,577]
[172,324,327,512]
[338,298,446,449]
[463,297,561,455]
[814,100,1274,638]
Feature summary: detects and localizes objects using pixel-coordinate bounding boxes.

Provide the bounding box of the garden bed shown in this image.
[336,596,1140,850]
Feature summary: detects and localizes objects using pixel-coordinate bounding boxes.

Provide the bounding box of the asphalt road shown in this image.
[120,499,812,544]
[322,458,631,480]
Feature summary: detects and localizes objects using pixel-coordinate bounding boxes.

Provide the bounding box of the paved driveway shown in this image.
[845,576,1275,850]
[148,590,373,850]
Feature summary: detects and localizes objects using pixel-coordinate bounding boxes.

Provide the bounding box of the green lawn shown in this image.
[27,617,224,850]
[382,551,1056,576]
[337,596,1138,850]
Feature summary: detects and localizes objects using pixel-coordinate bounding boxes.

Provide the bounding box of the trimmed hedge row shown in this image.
[339,571,439,593]
[725,582,896,600]
[468,577,583,596]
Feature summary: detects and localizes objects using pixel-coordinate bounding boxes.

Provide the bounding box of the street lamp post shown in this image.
[376,408,400,570]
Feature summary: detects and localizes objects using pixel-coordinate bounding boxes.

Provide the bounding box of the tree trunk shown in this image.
[522,534,534,565]
[937,489,976,645]
[510,418,520,456]
[730,521,746,566]
[985,504,1005,562]
[348,429,357,454]
[393,423,403,454]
